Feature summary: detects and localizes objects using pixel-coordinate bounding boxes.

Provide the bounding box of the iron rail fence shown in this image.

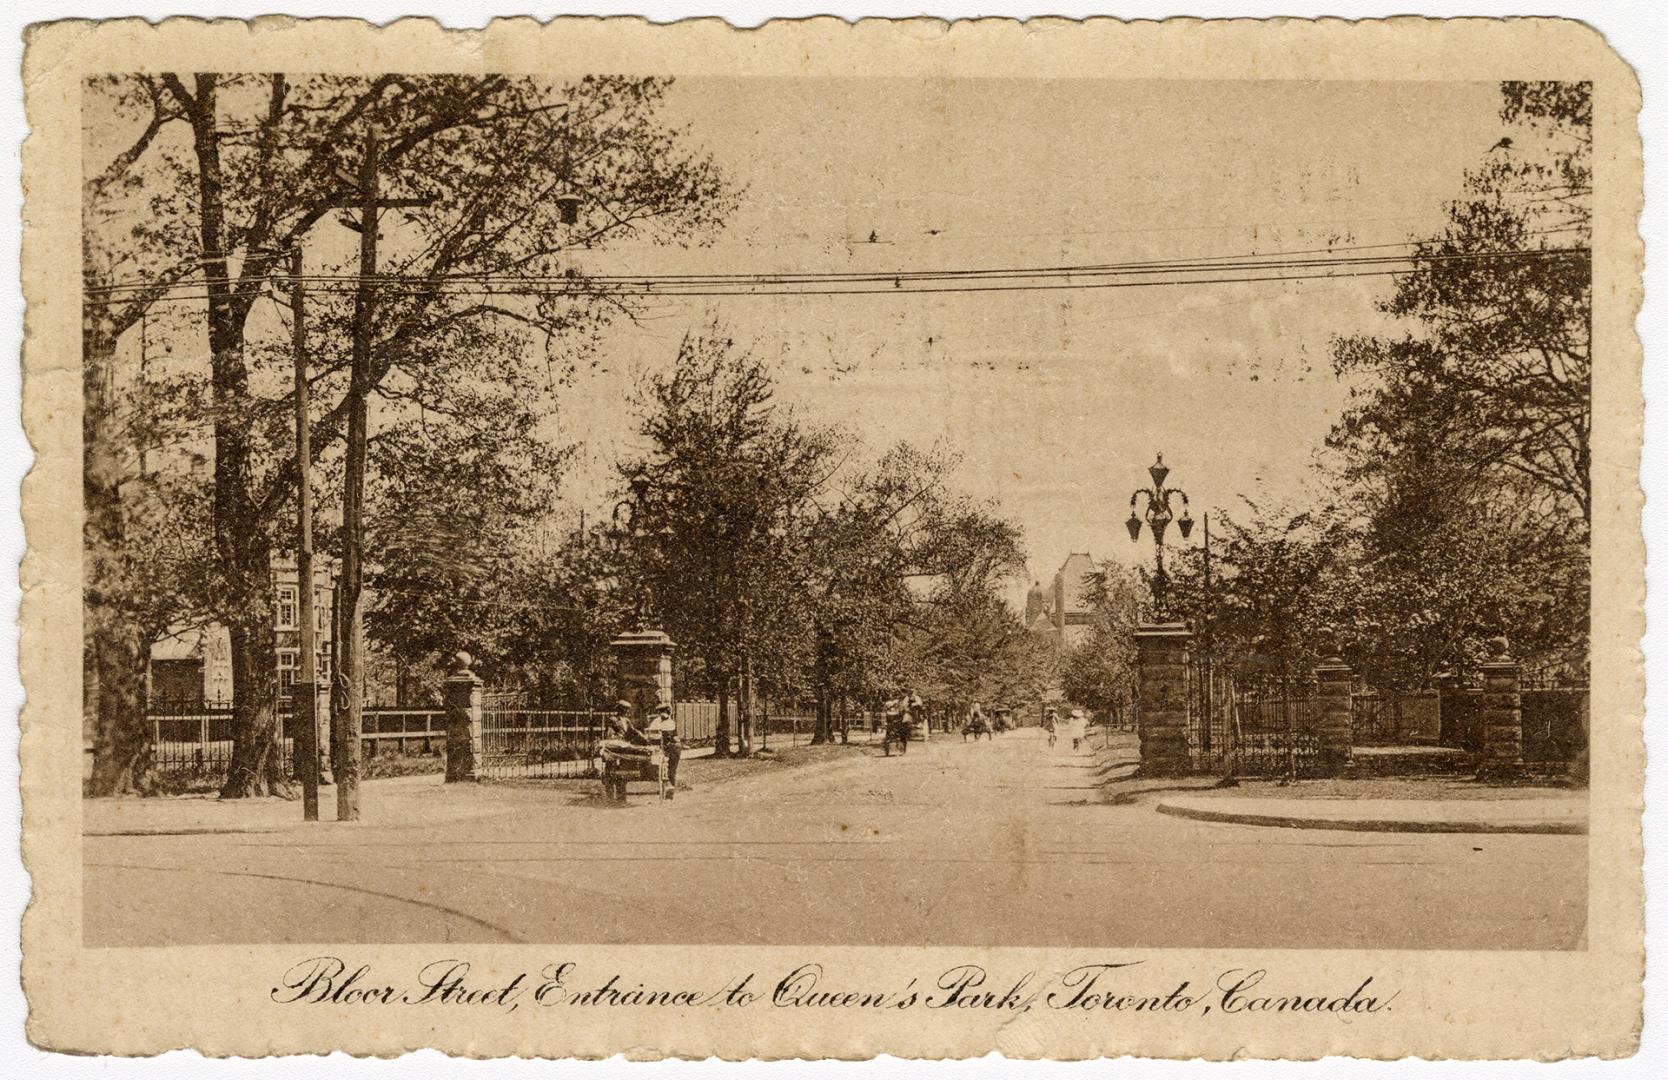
[113,697,737,784]
[1231,676,1324,778]
[1350,690,1442,746]
[479,708,611,780]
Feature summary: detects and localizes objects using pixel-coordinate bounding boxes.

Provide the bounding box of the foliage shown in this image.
[888,586,1049,714]
[1330,80,1591,525]
[1059,561,1143,714]
[83,72,736,793]
[618,331,1039,747]
[1315,80,1592,684]
[1166,502,1348,677]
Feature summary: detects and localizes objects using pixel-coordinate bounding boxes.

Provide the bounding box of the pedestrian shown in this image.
[883,696,908,755]
[1069,708,1087,751]
[608,699,651,745]
[1043,707,1058,748]
[648,703,681,799]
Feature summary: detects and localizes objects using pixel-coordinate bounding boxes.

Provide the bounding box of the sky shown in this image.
[88,76,1511,606]
[550,77,1507,596]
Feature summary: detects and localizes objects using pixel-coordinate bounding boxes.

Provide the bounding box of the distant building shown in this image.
[148,555,338,707]
[1026,552,1097,649]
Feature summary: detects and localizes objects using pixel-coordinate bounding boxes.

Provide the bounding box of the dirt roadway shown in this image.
[84,729,1585,949]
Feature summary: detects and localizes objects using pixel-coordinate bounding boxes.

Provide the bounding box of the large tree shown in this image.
[1322,80,1592,681]
[621,330,837,756]
[1331,80,1590,524]
[796,443,1028,741]
[1166,501,1348,680]
[1059,561,1143,717]
[109,73,732,795]
[82,75,219,793]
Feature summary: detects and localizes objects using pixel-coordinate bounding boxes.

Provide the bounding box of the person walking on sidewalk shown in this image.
[1068,708,1087,751]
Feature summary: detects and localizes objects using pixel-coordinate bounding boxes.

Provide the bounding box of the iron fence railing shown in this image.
[479,709,611,780]
[1351,690,1442,746]
[1233,678,1323,778]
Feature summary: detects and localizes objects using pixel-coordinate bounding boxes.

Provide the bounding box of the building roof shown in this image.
[1055,552,1096,614]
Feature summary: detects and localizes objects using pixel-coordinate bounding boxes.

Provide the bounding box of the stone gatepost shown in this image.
[1312,635,1355,776]
[610,629,677,720]
[1478,637,1523,780]
[444,652,484,782]
[1135,622,1193,776]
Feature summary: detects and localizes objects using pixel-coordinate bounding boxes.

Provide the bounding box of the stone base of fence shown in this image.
[1476,641,1524,782]
[1135,622,1193,777]
[1313,657,1355,777]
[444,655,484,783]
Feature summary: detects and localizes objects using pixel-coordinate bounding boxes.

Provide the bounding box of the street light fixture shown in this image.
[1127,452,1193,619]
[609,476,661,629]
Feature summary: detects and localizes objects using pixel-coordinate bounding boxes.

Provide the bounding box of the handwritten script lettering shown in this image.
[270,957,1398,1020]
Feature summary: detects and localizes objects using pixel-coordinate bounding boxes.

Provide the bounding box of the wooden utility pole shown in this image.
[330,128,435,822]
[290,246,320,822]
[334,129,380,822]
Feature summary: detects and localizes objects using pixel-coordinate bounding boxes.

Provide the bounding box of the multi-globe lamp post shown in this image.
[1126,453,1194,620]
[608,475,677,724]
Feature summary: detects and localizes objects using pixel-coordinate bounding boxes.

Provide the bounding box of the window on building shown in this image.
[276,586,298,629]
[315,588,328,634]
[277,648,297,697]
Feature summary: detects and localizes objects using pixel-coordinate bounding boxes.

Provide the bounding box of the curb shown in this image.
[1154,800,1587,835]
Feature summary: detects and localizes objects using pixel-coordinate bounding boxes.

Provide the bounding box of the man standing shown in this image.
[649,703,681,799]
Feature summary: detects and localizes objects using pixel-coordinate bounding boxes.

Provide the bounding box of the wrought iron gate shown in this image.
[1232,674,1323,778]
[1185,652,1236,774]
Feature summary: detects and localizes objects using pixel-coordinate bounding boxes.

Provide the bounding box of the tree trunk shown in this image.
[810,628,832,745]
[713,675,732,758]
[178,73,289,799]
[811,683,830,745]
[220,599,289,798]
[736,657,753,757]
[83,317,156,796]
[88,619,155,796]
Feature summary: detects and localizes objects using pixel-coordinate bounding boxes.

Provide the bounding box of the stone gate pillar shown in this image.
[1478,637,1523,780]
[611,628,677,721]
[1135,622,1192,776]
[444,652,484,782]
[1312,636,1355,776]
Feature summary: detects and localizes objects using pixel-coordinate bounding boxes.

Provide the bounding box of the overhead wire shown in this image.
[87,241,1587,304]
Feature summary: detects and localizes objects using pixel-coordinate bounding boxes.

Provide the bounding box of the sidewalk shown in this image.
[82,740,865,835]
[83,774,523,835]
[1154,790,1587,835]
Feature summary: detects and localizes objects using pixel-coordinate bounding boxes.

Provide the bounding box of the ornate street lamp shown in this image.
[1126,453,1193,619]
[608,475,676,721]
[552,107,584,226]
[609,475,658,628]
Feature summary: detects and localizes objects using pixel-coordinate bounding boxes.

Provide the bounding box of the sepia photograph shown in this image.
[79,65,1594,949]
[17,14,1645,1062]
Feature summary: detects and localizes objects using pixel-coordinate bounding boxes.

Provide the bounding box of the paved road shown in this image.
[85,729,1585,949]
